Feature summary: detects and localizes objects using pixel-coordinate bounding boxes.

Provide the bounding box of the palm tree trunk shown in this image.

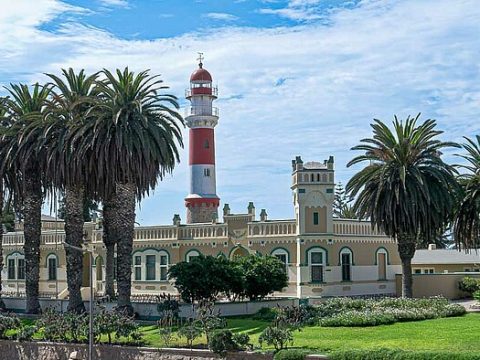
[23,167,42,314]
[64,184,86,313]
[397,233,417,298]
[102,198,116,299]
[0,179,6,310]
[111,182,135,315]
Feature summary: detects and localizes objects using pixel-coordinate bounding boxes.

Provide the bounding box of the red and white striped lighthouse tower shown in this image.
[185,54,220,223]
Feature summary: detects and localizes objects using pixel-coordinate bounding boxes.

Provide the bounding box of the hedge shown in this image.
[329,349,480,360]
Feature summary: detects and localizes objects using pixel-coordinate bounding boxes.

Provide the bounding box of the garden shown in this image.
[0,296,478,359]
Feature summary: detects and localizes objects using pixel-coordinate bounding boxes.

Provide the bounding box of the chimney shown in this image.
[295,156,304,171]
[260,209,268,222]
[327,155,334,170]
[223,203,231,216]
[247,202,255,219]
[172,214,181,226]
[428,244,437,251]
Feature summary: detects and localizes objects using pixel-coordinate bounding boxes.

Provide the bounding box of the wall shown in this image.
[0,341,273,360]
[2,297,299,320]
[395,273,480,299]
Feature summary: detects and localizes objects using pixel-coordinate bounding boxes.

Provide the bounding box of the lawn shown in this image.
[138,313,480,354]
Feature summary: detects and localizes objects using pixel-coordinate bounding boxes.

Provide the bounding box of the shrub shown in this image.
[274,349,310,360]
[459,277,480,295]
[232,332,252,351]
[444,304,467,317]
[320,310,396,327]
[253,307,278,321]
[0,314,21,339]
[473,290,480,302]
[178,322,202,348]
[329,349,480,360]
[259,325,293,351]
[16,325,37,341]
[208,329,238,356]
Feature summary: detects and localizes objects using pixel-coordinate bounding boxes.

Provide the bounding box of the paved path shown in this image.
[452,299,480,312]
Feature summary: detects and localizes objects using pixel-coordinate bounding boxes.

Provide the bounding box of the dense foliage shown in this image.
[168,254,288,303]
[274,349,310,360]
[346,116,458,298]
[459,277,480,295]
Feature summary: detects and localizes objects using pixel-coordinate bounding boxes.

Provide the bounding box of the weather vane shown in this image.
[197,52,204,68]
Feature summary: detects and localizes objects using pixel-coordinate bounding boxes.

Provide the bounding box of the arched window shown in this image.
[204,139,210,149]
[204,168,211,177]
[271,248,289,273]
[317,173,320,182]
[311,173,314,182]
[339,248,353,282]
[186,250,201,262]
[6,253,25,280]
[47,254,58,281]
[133,249,170,281]
[307,248,327,283]
[376,248,388,280]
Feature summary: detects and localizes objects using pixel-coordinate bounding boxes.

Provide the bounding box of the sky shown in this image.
[1,0,479,225]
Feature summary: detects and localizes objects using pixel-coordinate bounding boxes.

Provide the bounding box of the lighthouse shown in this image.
[185,54,220,223]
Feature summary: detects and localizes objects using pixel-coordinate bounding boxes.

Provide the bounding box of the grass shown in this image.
[137,313,480,354]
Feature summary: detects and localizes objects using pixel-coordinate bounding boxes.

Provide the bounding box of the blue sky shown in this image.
[1,0,479,225]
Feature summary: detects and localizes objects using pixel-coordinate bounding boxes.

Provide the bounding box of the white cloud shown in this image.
[1,0,480,224]
[203,12,239,21]
[98,0,129,8]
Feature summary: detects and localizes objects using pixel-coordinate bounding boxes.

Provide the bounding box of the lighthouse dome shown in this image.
[190,65,212,82]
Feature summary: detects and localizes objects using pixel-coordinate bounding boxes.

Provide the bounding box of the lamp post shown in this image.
[63,242,94,360]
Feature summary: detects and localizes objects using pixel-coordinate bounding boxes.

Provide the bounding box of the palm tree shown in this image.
[454,135,480,249]
[39,68,99,313]
[1,83,51,313]
[72,68,183,314]
[346,115,458,297]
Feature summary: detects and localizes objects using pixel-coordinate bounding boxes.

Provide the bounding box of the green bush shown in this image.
[259,325,293,351]
[320,310,396,327]
[253,307,278,321]
[232,332,251,350]
[473,290,480,302]
[459,277,480,295]
[208,329,238,356]
[329,349,480,360]
[274,349,310,360]
[0,314,21,339]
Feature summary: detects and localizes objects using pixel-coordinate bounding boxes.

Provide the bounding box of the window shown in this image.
[186,250,201,262]
[159,254,168,281]
[146,255,156,281]
[17,258,26,280]
[311,174,314,182]
[113,256,117,280]
[204,168,210,177]
[298,189,306,194]
[134,255,142,280]
[317,174,320,182]
[313,212,319,225]
[309,249,326,283]
[204,139,210,149]
[340,248,352,282]
[414,269,422,274]
[47,255,57,281]
[271,248,289,274]
[8,259,15,280]
[376,248,388,280]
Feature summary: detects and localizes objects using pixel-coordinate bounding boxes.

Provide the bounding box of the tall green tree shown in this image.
[454,135,480,248]
[73,68,183,314]
[334,182,358,219]
[38,68,99,313]
[1,84,51,313]
[346,115,458,297]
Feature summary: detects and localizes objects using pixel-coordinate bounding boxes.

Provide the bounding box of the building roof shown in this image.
[412,249,480,265]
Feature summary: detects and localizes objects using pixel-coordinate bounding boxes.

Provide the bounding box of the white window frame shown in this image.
[308,248,326,283]
[6,253,25,281]
[271,248,289,274]
[376,248,388,280]
[158,250,169,281]
[47,254,58,281]
[340,248,353,282]
[186,250,201,262]
[134,255,142,281]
